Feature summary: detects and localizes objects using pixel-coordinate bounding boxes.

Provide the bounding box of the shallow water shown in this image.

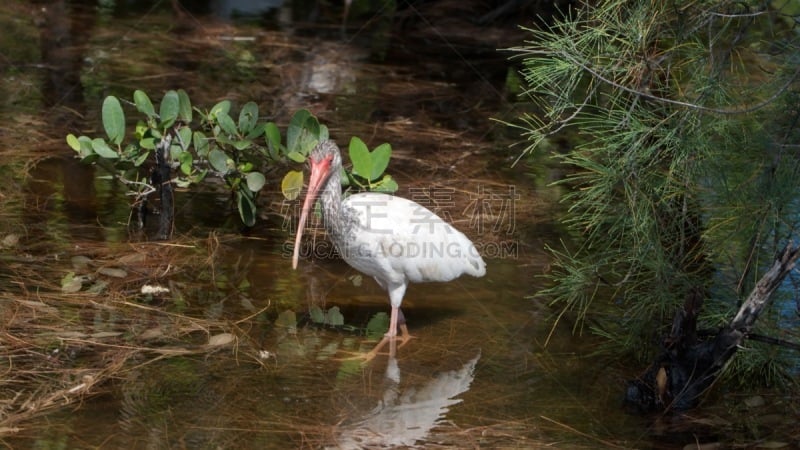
[1,1,797,449]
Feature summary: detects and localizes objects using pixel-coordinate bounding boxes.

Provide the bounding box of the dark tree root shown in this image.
[624,244,800,413]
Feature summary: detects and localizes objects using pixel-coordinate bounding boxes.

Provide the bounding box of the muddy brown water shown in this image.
[1,1,797,449]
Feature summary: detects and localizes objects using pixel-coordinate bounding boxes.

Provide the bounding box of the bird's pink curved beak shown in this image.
[292,155,332,269]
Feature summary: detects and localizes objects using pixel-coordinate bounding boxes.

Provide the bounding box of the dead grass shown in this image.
[0,233,273,435]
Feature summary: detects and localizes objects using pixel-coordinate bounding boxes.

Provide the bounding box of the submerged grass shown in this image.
[0,232,273,435]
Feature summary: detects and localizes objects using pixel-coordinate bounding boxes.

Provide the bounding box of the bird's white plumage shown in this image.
[293,140,486,345]
[337,192,485,295]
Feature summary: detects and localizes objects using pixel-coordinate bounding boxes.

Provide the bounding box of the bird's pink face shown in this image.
[292,153,334,269]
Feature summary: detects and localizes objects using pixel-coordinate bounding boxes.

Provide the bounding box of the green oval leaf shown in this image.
[133,90,156,117]
[287,109,312,152]
[134,149,150,167]
[193,131,209,157]
[319,124,329,142]
[348,136,371,179]
[369,143,392,181]
[237,188,257,227]
[238,102,258,135]
[102,96,125,145]
[66,134,81,152]
[216,111,238,137]
[210,100,231,119]
[245,171,266,192]
[178,151,193,176]
[140,137,156,150]
[177,89,192,122]
[245,122,266,140]
[177,127,192,151]
[232,140,252,151]
[265,122,281,149]
[208,148,229,172]
[91,138,119,159]
[281,170,304,200]
[159,90,180,129]
[374,174,399,193]
[286,151,306,163]
[71,135,94,158]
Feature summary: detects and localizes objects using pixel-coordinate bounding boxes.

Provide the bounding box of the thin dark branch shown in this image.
[558,50,800,115]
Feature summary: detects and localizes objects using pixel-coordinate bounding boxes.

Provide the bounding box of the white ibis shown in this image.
[292,140,486,356]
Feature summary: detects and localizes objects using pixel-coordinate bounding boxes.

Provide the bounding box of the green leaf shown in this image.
[139,137,156,150]
[281,170,304,200]
[374,174,399,193]
[369,143,391,181]
[178,151,193,176]
[170,144,183,161]
[177,89,192,122]
[80,154,99,164]
[134,120,148,139]
[319,124,329,141]
[102,96,125,145]
[286,151,306,163]
[209,100,231,119]
[237,187,257,227]
[91,138,119,159]
[133,90,156,117]
[190,168,208,183]
[216,111,238,137]
[133,149,150,167]
[66,134,81,152]
[287,109,312,152]
[193,131,209,157]
[232,139,252,151]
[159,90,180,129]
[245,171,266,192]
[348,136,371,179]
[177,127,192,151]
[245,122,266,140]
[208,148,229,172]
[238,102,258,135]
[264,122,281,150]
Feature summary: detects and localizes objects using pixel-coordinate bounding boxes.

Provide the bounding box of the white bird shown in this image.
[292,140,486,357]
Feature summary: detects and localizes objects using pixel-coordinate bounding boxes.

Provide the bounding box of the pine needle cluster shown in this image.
[511,0,800,379]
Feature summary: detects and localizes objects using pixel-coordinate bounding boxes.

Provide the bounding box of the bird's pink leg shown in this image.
[390,307,415,347]
[387,306,399,339]
[360,307,413,361]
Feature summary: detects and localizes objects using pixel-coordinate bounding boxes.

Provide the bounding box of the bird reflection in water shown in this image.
[331,342,481,449]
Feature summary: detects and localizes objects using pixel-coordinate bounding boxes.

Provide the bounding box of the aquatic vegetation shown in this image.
[67,90,397,236]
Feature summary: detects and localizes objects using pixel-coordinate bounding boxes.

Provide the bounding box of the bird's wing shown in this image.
[340,193,486,284]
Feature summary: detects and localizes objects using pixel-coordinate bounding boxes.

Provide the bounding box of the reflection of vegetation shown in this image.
[511,1,800,385]
[279,305,389,339]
